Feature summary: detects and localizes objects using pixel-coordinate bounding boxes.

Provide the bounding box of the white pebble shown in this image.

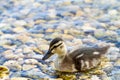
[91,75,100,80]
[24,59,38,64]
[11,77,31,80]
[22,64,37,70]
[3,60,22,71]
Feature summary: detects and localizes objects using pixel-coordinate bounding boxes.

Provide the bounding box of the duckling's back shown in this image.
[69,45,110,71]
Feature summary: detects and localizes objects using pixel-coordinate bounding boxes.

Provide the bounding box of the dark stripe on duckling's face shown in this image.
[42,42,63,60]
[50,42,63,51]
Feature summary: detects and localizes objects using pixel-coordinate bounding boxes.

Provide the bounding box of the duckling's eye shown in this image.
[60,45,63,48]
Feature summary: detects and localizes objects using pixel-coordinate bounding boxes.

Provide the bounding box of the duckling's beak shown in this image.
[42,50,53,60]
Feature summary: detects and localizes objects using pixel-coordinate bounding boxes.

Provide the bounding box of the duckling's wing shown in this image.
[69,45,110,71]
[69,45,110,59]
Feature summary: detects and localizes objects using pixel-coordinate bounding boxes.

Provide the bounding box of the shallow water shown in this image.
[0,0,120,80]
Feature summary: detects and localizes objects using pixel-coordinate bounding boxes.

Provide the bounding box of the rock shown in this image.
[2,29,15,34]
[109,26,118,30]
[94,29,106,38]
[33,2,41,8]
[62,34,74,40]
[11,77,31,80]
[63,28,81,35]
[84,0,92,3]
[37,44,49,51]
[75,10,84,16]
[13,27,27,33]
[24,69,49,79]
[35,19,46,24]
[22,64,37,70]
[91,75,100,80]
[0,34,15,39]
[72,38,83,46]
[38,63,48,72]
[0,56,7,65]
[16,33,32,43]
[82,23,96,31]
[102,62,113,74]
[32,47,44,54]
[79,75,90,80]
[14,20,27,27]
[114,59,120,67]
[20,8,30,15]
[49,78,63,80]
[24,59,38,64]
[105,30,118,36]
[23,46,33,54]
[48,32,62,39]
[48,9,56,18]
[17,58,24,64]
[3,60,22,71]
[0,39,11,46]
[108,9,118,16]
[0,23,11,30]
[4,53,19,60]
[99,73,111,80]
[0,31,3,35]
[107,47,119,61]
[14,48,23,54]
[46,28,54,33]
[30,33,44,38]
[2,50,19,59]
[110,69,120,80]
[62,1,71,5]
[3,45,17,49]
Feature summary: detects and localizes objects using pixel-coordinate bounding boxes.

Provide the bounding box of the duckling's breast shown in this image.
[54,56,77,72]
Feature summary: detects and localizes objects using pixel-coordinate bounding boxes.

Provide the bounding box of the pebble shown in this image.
[11,77,32,80]
[34,19,46,24]
[107,47,119,61]
[24,59,38,64]
[94,29,106,38]
[105,30,118,36]
[38,44,49,51]
[62,34,74,40]
[23,47,33,54]
[24,69,48,79]
[75,10,84,16]
[13,27,27,33]
[102,62,113,74]
[108,9,118,16]
[49,78,63,80]
[22,64,37,70]
[3,60,22,71]
[82,23,96,31]
[16,33,32,43]
[14,20,27,27]
[2,50,19,59]
[114,59,120,66]
[91,75,100,80]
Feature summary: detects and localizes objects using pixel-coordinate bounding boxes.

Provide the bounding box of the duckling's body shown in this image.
[42,38,110,72]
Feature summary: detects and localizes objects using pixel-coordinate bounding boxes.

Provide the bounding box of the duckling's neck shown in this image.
[57,51,67,59]
[57,44,68,59]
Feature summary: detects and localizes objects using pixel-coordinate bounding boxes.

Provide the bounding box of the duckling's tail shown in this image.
[96,45,110,55]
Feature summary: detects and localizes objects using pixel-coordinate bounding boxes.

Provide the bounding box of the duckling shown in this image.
[42,38,110,72]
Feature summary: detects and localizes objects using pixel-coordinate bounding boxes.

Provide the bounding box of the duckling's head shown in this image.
[42,37,67,60]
